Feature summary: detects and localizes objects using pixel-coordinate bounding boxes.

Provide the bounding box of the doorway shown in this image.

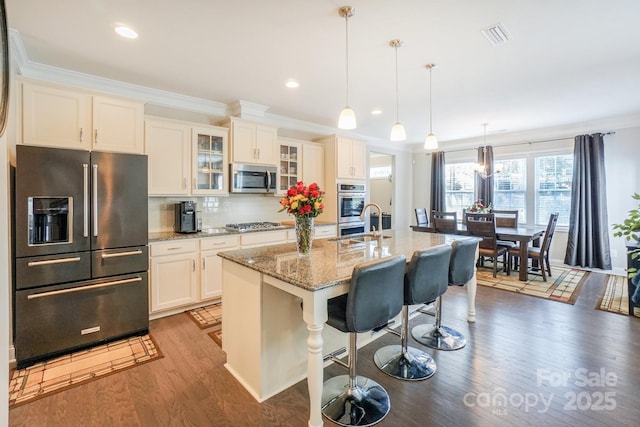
[369,152,394,231]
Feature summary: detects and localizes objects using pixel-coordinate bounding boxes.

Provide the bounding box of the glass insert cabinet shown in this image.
[192,126,228,195]
[278,140,301,194]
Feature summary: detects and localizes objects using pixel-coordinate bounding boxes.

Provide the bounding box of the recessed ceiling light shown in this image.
[371,109,382,115]
[285,80,299,89]
[115,26,138,39]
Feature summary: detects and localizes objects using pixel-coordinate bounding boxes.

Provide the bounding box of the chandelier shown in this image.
[474,123,502,179]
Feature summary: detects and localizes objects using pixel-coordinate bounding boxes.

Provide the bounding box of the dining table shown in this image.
[411,224,546,281]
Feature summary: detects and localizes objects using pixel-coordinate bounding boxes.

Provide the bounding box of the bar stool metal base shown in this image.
[411,323,467,351]
[373,344,437,380]
[321,375,390,426]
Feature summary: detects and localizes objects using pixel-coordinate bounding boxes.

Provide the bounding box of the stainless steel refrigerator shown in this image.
[14,145,149,368]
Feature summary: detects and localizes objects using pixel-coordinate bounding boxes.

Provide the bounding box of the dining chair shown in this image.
[509,213,559,282]
[415,208,429,227]
[432,211,458,234]
[465,213,510,277]
[492,210,519,228]
[492,210,519,248]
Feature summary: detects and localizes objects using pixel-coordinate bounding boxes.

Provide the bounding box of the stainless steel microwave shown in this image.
[230,163,277,194]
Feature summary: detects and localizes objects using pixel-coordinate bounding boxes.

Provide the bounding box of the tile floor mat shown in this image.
[9,334,162,408]
[596,274,640,317]
[476,264,588,304]
[208,327,223,348]
[186,301,222,329]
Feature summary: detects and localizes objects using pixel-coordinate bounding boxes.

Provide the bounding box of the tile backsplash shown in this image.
[148,194,290,232]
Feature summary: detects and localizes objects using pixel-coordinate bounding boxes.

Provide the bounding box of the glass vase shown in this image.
[295,216,314,257]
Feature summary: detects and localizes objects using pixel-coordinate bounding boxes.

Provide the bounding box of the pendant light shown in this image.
[474,123,503,179]
[424,63,438,149]
[389,39,406,141]
[338,6,356,130]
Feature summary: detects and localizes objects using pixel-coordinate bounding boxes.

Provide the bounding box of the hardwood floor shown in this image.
[9,271,640,427]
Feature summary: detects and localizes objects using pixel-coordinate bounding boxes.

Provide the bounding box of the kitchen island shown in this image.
[218,229,479,427]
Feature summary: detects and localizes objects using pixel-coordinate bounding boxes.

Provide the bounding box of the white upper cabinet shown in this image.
[91,95,144,153]
[145,118,191,196]
[224,118,277,166]
[145,118,229,196]
[336,136,366,180]
[21,80,144,153]
[302,142,325,190]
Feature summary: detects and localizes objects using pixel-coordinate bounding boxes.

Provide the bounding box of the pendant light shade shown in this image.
[389,39,406,141]
[338,107,357,130]
[338,6,356,130]
[424,64,438,150]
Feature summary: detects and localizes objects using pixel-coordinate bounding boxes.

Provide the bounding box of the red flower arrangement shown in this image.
[279,181,325,217]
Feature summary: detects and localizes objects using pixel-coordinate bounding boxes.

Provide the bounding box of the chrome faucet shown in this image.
[359,203,382,237]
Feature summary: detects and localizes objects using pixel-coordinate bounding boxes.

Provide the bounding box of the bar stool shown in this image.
[373,245,452,380]
[321,255,406,427]
[412,239,477,351]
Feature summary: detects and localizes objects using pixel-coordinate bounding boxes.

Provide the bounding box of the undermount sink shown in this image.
[328,234,391,244]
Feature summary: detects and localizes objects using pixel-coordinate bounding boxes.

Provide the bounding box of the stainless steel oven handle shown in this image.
[92,164,98,237]
[27,256,82,267]
[27,276,143,300]
[101,249,143,259]
[83,163,89,237]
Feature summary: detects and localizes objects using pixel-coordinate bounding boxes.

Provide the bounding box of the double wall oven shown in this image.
[14,145,149,368]
[337,183,366,236]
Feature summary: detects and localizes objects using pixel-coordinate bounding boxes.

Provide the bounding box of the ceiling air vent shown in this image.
[481,23,511,46]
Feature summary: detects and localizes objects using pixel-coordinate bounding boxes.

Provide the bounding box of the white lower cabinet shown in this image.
[200,236,240,301]
[240,229,288,248]
[149,240,199,313]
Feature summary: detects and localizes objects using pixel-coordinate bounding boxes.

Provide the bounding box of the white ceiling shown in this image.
[6,0,640,147]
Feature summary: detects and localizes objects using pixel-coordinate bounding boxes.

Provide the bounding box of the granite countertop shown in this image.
[149,221,337,243]
[218,229,479,292]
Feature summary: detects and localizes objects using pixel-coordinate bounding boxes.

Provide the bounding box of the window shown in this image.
[535,154,573,226]
[493,158,526,223]
[445,162,476,218]
[443,150,573,227]
[370,166,392,179]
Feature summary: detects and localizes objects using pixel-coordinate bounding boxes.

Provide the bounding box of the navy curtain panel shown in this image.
[475,146,494,206]
[564,133,612,269]
[430,151,446,221]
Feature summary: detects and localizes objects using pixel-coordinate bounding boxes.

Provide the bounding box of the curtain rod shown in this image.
[428,131,616,154]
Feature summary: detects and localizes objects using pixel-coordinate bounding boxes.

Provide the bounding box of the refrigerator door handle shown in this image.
[101,250,143,259]
[26,276,143,300]
[92,164,98,237]
[83,163,89,237]
[27,256,82,267]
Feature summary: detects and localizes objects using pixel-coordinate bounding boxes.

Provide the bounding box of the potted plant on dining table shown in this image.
[279,181,325,257]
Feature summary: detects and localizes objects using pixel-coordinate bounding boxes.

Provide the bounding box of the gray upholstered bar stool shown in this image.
[373,245,452,380]
[412,239,477,351]
[321,255,406,427]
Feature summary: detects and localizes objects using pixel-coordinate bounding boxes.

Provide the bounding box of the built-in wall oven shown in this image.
[337,183,366,236]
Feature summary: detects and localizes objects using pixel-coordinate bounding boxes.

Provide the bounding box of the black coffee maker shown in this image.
[174,201,198,233]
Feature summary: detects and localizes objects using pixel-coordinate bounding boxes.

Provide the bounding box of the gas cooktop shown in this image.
[225,222,283,232]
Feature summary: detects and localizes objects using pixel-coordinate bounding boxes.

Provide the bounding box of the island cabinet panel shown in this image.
[200,236,240,301]
[149,240,199,313]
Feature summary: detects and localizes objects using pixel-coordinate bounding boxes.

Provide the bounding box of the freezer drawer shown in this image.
[14,273,149,368]
[92,245,148,278]
[15,251,91,290]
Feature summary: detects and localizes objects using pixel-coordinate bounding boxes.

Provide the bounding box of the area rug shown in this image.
[9,334,162,408]
[186,301,222,329]
[208,327,223,348]
[596,274,640,317]
[476,265,587,304]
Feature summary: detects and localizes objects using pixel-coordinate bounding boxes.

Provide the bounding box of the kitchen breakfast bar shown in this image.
[218,230,479,427]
